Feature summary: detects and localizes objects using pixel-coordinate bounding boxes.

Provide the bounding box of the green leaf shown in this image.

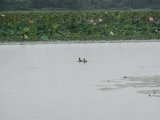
[28,33,37,40]
[94,33,101,38]
[21,27,29,35]
[24,34,28,40]
[41,36,48,41]
[58,29,70,35]
[72,34,79,39]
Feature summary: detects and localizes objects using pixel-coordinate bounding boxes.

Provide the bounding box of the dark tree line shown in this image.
[0,0,160,11]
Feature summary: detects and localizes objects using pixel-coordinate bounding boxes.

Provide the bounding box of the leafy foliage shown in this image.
[0,11,160,41]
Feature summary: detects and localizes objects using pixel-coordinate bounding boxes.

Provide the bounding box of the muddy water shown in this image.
[0,42,160,120]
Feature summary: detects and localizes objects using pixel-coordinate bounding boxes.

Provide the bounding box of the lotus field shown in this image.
[0,11,160,41]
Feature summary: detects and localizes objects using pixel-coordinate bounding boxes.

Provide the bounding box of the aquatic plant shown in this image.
[110,31,114,35]
[29,20,34,24]
[90,20,94,23]
[98,18,103,23]
[0,11,160,41]
[149,17,154,22]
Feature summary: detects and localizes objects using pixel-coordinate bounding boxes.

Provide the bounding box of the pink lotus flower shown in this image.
[29,20,33,24]
[149,17,154,22]
[99,18,103,23]
[93,22,97,26]
[90,20,94,23]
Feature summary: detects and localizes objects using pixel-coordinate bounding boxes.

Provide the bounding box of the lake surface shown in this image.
[0,42,160,120]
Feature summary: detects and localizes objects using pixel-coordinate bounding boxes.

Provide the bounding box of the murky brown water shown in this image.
[0,42,160,120]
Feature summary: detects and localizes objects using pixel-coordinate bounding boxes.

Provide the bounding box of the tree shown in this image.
[0,0,6,10]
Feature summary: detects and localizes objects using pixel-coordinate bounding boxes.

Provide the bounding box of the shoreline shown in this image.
[0,39,160,45]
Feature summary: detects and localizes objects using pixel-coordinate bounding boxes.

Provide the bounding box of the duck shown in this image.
[123,76,127,79]
[78,57,82,62]
[83,58,87,62]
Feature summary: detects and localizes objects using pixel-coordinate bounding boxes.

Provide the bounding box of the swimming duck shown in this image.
[83,58,87,62]
[123,76,127,79]
[78,57,82,62]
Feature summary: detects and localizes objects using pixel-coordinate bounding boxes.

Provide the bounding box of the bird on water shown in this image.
[78,57,82,62]
[83,58,87,62]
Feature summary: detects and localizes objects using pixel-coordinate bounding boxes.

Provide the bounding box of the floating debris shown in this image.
[97,75,160,97]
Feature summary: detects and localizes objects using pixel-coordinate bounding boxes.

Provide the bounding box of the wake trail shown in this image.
[17,61,77,70]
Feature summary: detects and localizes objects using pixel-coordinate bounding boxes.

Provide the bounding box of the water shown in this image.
[0,42,160,120]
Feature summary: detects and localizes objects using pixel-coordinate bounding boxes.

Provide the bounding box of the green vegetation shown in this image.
[0,11,160,42]
[0,0,160,11]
